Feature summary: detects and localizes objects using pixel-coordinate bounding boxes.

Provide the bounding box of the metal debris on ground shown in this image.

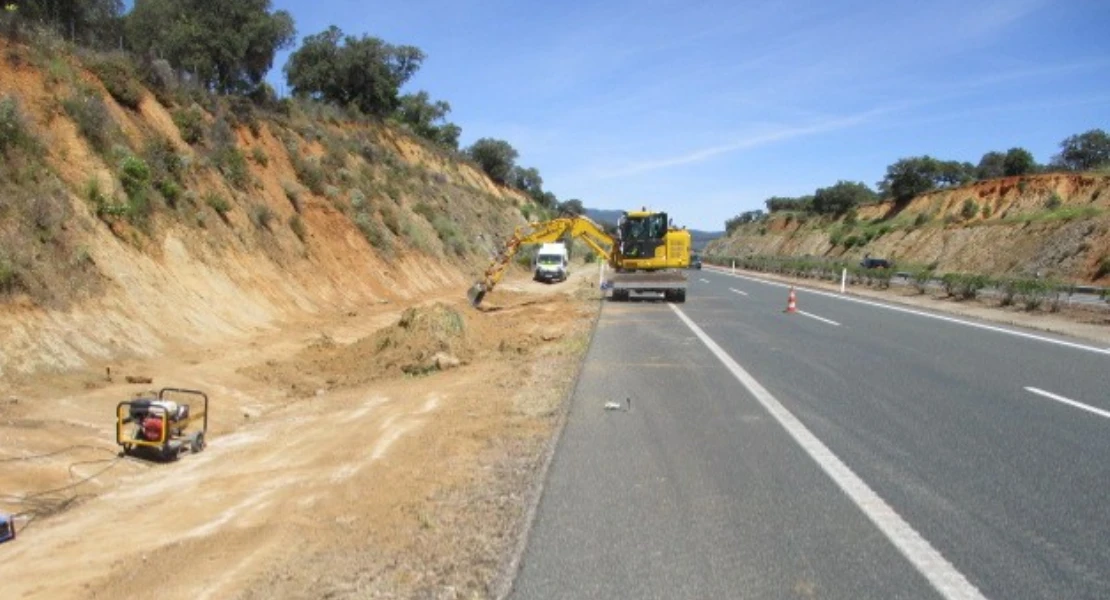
[604,397,632,412]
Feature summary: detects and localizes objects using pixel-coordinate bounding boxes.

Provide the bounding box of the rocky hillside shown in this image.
[707,173,1110,284]
[0,37,533,377]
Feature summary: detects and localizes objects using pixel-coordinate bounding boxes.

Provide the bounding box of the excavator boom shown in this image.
[468,210,691,307]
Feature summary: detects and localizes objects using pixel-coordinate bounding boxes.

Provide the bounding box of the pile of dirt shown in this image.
[244,293,577,396]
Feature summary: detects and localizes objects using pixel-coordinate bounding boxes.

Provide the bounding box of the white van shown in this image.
[533,243,569,283]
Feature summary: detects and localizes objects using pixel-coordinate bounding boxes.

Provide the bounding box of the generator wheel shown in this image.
[191,432,206,453]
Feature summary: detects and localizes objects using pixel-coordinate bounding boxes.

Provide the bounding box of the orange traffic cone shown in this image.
[784,287,797,313]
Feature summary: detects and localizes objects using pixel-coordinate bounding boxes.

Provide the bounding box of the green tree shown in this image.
[126,0,295,94]
[1052,129,1110,171]
[976,151,1006,180]
[1002,147,1037,176]
[559,198,585,215]
[725,210,765,233]
[284,26,424,116]
[764,196,813,213]
[811,180,877,215]
[879,156,941,203]
[511,166,543,199]
[466,138,518,185]
[396,91,462,149]
[7,0,123,48]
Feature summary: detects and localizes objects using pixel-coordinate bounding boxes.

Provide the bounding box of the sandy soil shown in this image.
[0,268,601,600]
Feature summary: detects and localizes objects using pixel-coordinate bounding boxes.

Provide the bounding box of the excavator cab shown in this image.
[617,211,668,259]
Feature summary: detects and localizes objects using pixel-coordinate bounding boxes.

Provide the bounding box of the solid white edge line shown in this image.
[1025,387,1110,420]
[729,288,749,296]
[706,267,1110,357]
[670,304,986,600]
[797,310,841,326]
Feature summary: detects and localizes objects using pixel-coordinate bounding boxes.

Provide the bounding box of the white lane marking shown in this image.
[729,288,749,296]
[670,304,986,600]
[796,310,841,326]
[710,268,1110,357]
[700,278,710,283]
[1025,387,1110,420]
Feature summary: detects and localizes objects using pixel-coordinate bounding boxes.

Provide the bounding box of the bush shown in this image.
[355,212,389,250]
[205,192,230,218]
[0,255,17,294]
[911,268,934,294]
[380,204,401,235]
[62,92,114,153]
[119,155,152,220]
[961,198,978,220]
[249,204,274,230]
[0,95,37,157]
[251,146,268,166]
[1097,256,1110,280]
[86,53,143,110]
[1045,192,1062,210]
[293,155,325,195]
[212,145,249,189]
[981,204,992,219]
[172,106,206,145]
[289,214,306,241]
[283,181,303,213]
[913,212,930,227]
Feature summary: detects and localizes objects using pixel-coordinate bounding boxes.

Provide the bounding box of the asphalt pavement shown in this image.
[510,269,1109,599]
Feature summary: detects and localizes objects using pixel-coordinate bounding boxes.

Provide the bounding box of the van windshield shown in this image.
[537,255,562,265]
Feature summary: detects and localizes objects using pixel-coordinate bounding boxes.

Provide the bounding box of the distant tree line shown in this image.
[1,0,574,210]
[726,128,1110,228]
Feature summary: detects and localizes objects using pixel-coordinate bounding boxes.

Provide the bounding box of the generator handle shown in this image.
[157,388,209,434]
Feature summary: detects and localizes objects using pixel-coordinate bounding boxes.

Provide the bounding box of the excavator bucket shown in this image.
[467,282,487,307]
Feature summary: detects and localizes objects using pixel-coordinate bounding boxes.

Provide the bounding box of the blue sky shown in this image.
[267,0,1110,231]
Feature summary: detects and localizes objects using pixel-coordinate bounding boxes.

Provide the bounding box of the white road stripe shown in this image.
[671,304,986,600]
[729,288,749,296]
[699,278,710,283]
[709,268,1110,357]
[1025,387,1110,420]
[797,310,841,326]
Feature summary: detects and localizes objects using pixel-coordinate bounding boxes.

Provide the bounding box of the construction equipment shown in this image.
[468,209,691,306]
[0,513,14,544]
[116,388,208,462]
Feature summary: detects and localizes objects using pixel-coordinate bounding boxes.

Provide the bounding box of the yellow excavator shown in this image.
[468,208,692,306]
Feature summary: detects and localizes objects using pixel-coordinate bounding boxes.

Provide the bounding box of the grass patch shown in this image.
[0,95,39,158]
[249,204,274,230]
[205,192,231,219]
[289,214,306,242]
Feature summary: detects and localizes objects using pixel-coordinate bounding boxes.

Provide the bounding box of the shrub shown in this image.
[961,198,978,220]
[172,106,206,145]
[62,92,114,153]
[0,95,37,156]
[249,204,274,230]
[87,53,143,110]
[289,214,306,241]
[355,212,389,250]
[282,181,303,213]
[430,214,460,243]
[119,155,152,220]
[293,155,325,195]
[842,235,860,249]
[212,145,249,189]
[981,204,992,219]
[413,201,437,222]
[1095,255,1110,280]
[911,268,934,294]
[205,192,230,217]
[380,204,401,235]
[1045,192,1062,210]
[251,146,268,166]
[156,180,181,207]
[913,212,930,227]
[0,255,17,294]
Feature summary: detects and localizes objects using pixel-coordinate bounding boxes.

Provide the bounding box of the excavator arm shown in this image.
[468,216,615,307]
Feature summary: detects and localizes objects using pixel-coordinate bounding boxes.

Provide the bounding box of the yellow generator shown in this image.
[117,388,208,462]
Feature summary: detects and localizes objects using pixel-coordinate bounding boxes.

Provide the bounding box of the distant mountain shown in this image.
[584,208,723,251]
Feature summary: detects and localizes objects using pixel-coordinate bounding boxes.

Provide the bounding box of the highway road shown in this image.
[510,268,1110,599]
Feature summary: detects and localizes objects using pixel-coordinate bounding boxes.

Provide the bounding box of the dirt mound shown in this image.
[244,293,577,396]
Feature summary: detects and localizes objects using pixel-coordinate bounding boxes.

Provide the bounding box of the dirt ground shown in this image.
[0,268,601,600]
